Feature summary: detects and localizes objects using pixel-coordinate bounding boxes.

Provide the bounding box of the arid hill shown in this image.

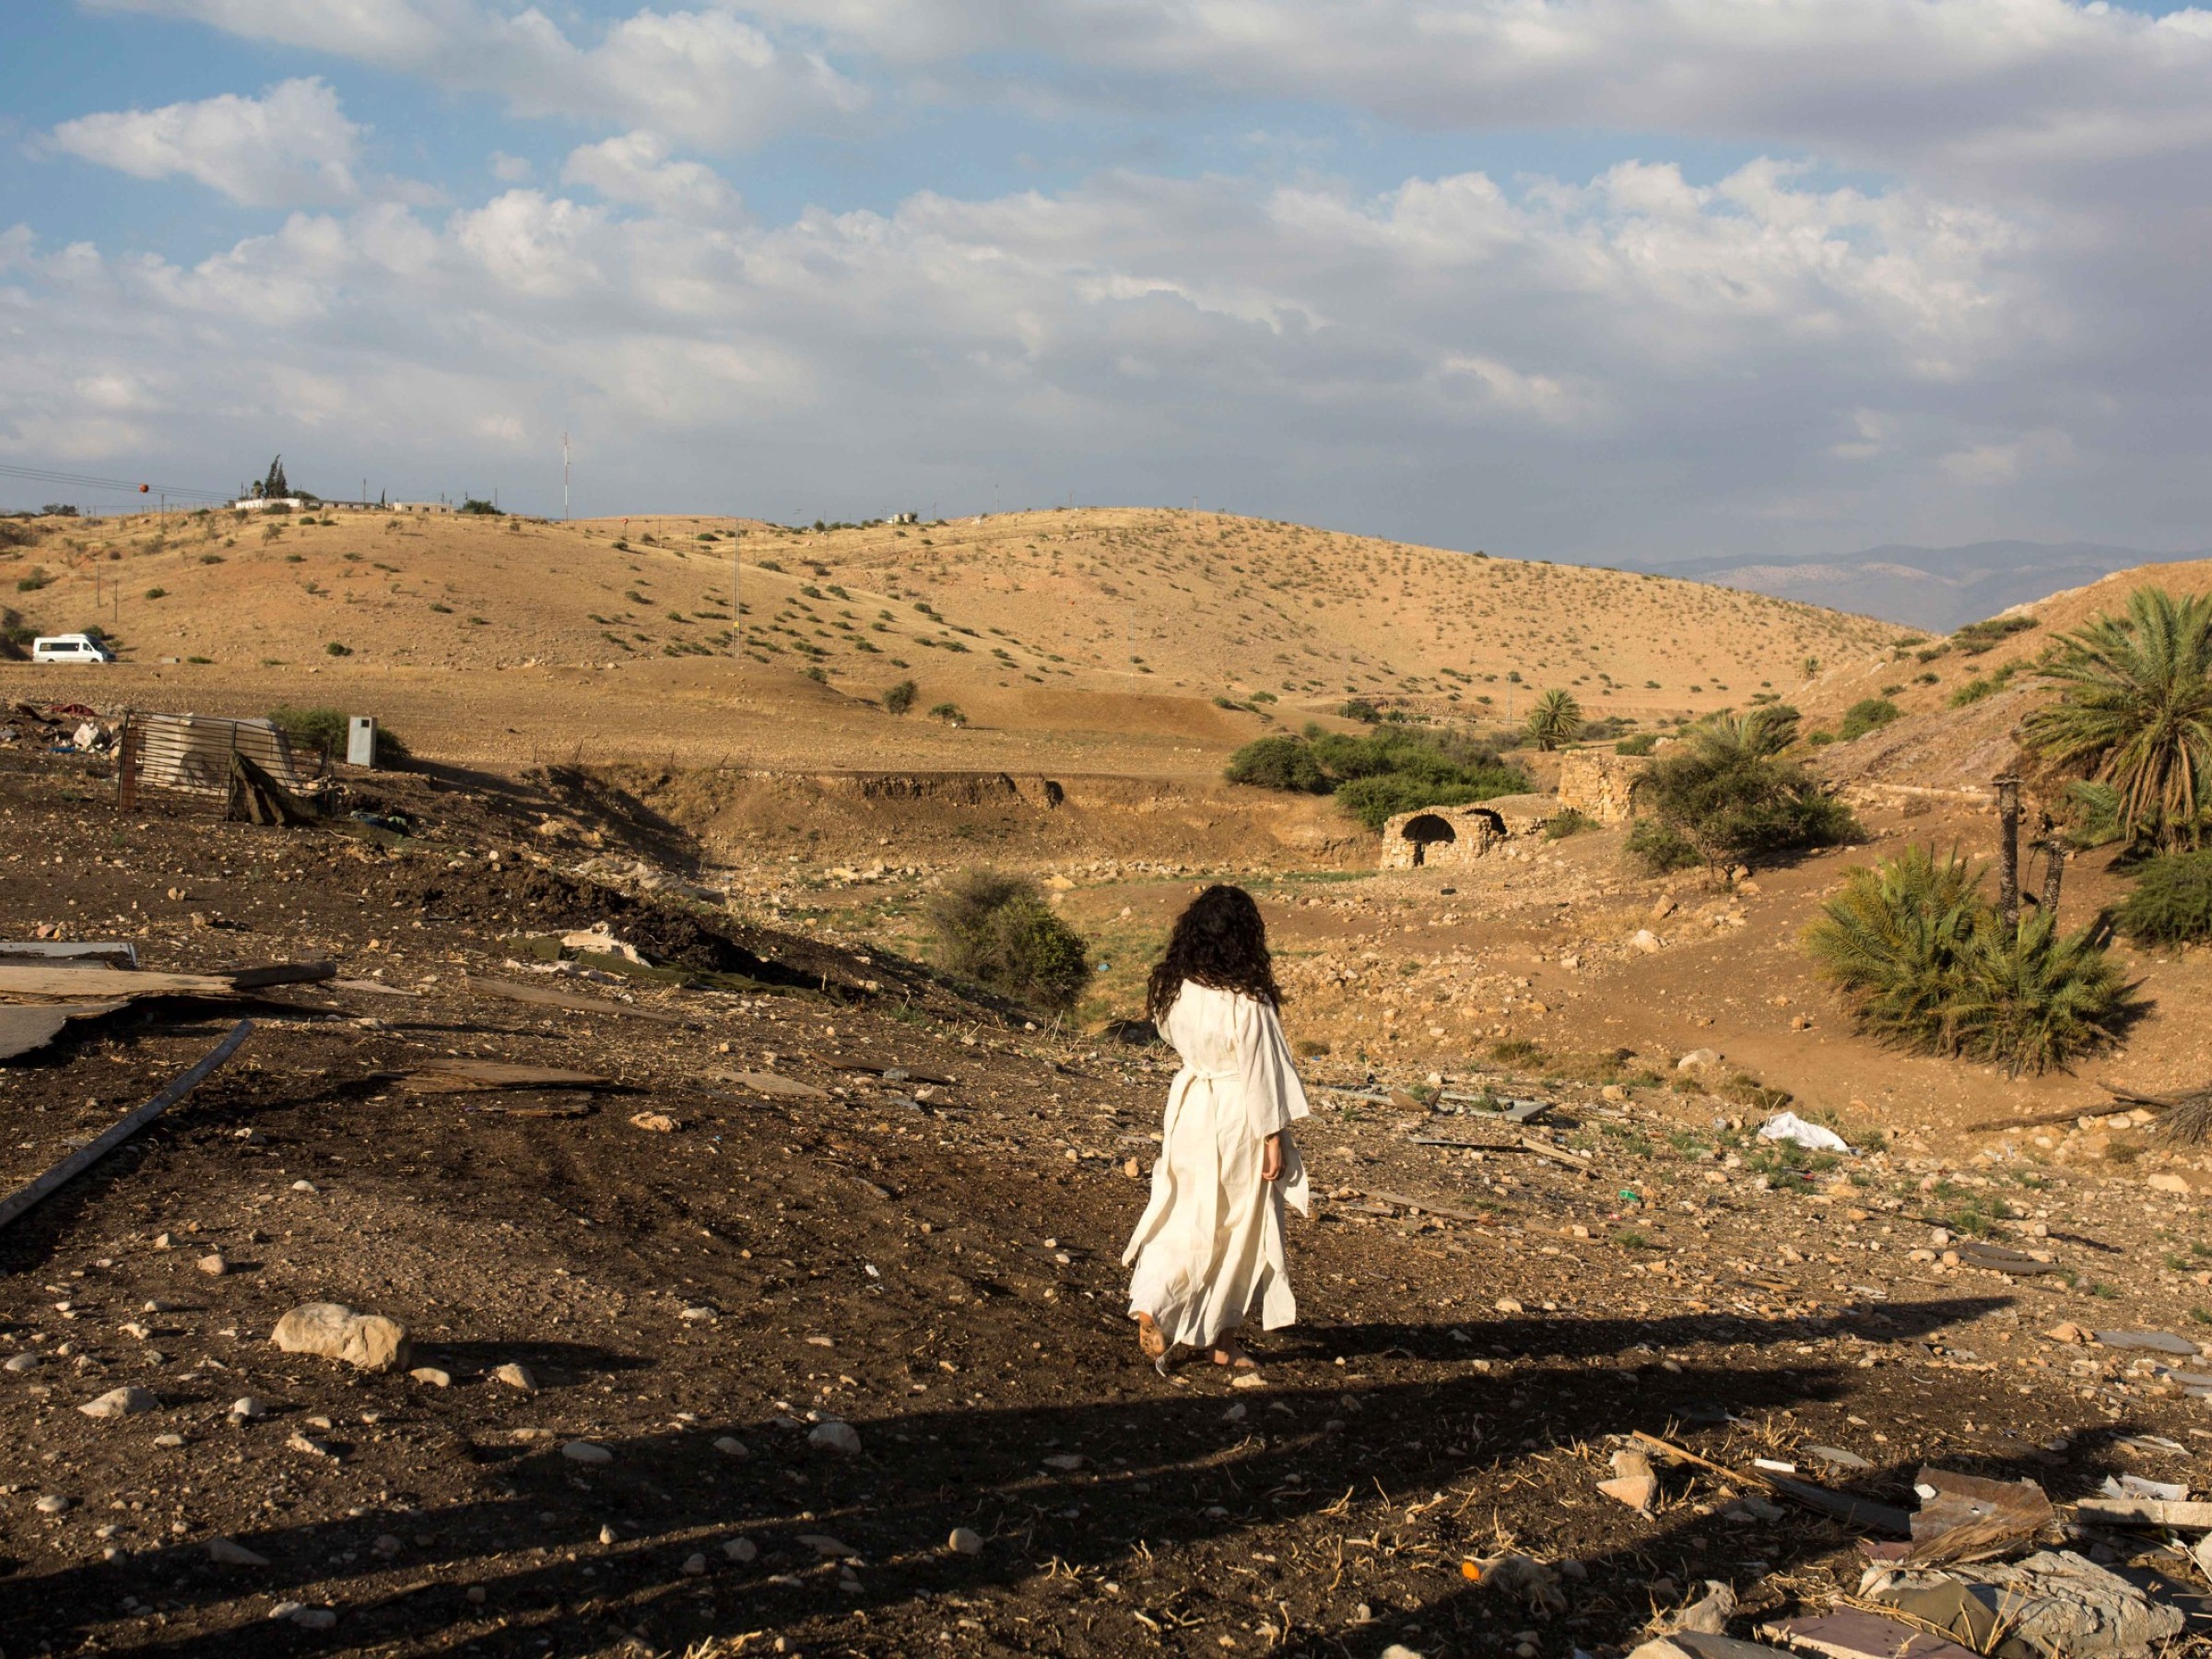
[2,505,1898,773]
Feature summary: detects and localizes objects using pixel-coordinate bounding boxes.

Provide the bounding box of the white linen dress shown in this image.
[1123,980,1312,1349]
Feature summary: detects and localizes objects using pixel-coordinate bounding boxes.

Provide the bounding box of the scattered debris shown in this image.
[0,1020,254,1232]
[1757,1112,1853,1154]
[1860,1549,2185,1657]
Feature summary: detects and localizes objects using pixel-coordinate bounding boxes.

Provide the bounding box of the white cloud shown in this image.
[91,0,867,150]
[44,77,361,207]
[562,132,743,223]
[0,153,2107,555]
[747,0,2212,181]
[489,151,533,182]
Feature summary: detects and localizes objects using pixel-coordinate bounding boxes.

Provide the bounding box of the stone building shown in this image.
[1377,793,1562,870]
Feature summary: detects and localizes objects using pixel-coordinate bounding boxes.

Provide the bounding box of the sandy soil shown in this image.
[6,758,2212,1659]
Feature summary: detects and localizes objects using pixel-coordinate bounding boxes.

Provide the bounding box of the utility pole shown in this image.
[731,529,742,660]
[561,431,571,523]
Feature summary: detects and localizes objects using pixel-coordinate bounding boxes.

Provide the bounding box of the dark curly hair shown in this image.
[1147,884,1283,1020]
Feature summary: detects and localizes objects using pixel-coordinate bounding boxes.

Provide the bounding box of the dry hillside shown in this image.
[2,506,1896,774]
[1794,555,2212,797]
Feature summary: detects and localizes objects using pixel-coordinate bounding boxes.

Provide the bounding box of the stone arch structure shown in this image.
[1400,812,1457,865]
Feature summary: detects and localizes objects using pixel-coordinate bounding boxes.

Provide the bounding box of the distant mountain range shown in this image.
[1653,540,2210,632]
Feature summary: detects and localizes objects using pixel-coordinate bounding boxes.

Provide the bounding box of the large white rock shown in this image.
[807,1420,862,1455]
[269,1303,411,1373]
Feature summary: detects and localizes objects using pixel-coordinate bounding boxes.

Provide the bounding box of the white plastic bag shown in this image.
[1757,1111,1852,1155]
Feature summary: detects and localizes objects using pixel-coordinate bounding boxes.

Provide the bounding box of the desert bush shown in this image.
[1806,845,2136,1075]
[2021,585,2212,853]
[1227,735,1329,793]
[1614,733,1658,757]
[1545,806,1594,841]
[1628,717,1855,874]
[1525,688,1583,751]
[928,701,966,725]
[1337,698,1382,724]
[2115,850,2212,944]
[0,522,41,550]
[928,871,1091,1013]
[882,678,917,714]
[324,641,352,657]
[459,498,500,516]
[1840,698,1902,741]
[16,567,51,593]
[270,704,408,765]
[1952,614,2038,655]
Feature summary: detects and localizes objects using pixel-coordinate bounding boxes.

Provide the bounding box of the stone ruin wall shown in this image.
[1556,751,1652,825]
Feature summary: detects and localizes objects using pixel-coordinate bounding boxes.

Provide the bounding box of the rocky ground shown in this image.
[5,752,2212,1659]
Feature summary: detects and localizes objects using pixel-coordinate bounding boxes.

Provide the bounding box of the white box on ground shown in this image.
[346,716,378,767]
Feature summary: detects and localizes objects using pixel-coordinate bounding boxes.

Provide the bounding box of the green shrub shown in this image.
[1840,698,1903,741]
[324,641,352,657]
[144,587,166,600]
[882,678,917,715]
[1952,614,2037,655]
[1614,733,1658,756]
[928,701,965,725]
[2115,850,2212,944]
[1227,724,1526,826]
[270,705,408,765]
[1806,846,2136,1075]
[1546,806,1594,841]
[1628,717,1856,874]
[1226,735,1329,793]
[1337,698,1382,723]
[459,498,501,516]
[928,871,1091,1013]
[16,567,51,593]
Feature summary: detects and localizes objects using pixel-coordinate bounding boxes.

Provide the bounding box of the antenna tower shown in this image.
[561,431,571,522]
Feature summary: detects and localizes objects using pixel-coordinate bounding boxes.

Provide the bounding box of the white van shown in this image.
[30,633,115,664]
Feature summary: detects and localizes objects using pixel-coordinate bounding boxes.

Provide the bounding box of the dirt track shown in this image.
[5,756,2212,1659]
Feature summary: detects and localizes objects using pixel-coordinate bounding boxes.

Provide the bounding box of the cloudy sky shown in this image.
[4,1,2211,561]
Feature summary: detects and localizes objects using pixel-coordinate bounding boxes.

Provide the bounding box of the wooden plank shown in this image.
[1632,1431,1910,1535]
[226,960,335,992]
[1362,1189,1488,1225]
[464,976,688,1026]
[2073,1497,2212,1529]
[396,1060,615,1093]
[814,1054,956,1085]
[714,1069,831,1100]
[0,965,235,999]
[0,1001,126,1063]
[0,1021,253,1232]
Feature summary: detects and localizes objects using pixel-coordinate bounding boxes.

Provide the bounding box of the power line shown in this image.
[0,462,230,505]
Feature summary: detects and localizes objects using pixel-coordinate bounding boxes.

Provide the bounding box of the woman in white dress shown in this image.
[1124,885,1311,1371]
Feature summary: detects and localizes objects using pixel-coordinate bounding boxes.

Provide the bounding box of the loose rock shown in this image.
[562,1440,614,1465]
[269,1302,412,1374]
[808,1419,863,1455]
[78,1386,159,1419]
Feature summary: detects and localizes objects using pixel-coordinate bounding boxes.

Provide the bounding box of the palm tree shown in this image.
[1525,688,1583,751]
[2022,586,2212,852]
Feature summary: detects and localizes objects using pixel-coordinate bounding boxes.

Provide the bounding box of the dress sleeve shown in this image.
[1232,994,1311,1142]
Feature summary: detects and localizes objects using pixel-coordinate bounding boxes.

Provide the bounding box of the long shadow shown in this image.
[4,1300,2071,1658]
